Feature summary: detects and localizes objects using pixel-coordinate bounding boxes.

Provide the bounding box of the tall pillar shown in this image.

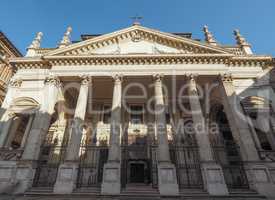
[101,75,122,195]
[54,76,91,194]
[218,73,275,198]
[187,74,228,195]
[153,74,179,196]
[13,76,61,194]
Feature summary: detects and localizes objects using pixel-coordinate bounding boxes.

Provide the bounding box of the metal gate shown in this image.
[33,144,66,187]
[211,138,249,189]
[76,144,108,187]
[170,145,203,189]
[212,142,249,189]
[121,145,158,188]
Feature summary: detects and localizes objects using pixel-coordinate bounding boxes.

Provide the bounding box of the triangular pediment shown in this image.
[46,25,231,56]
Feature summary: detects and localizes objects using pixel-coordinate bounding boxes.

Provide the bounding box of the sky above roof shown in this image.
[1,0,274,56]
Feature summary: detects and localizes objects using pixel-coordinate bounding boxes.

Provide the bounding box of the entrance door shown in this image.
[130,163,144,183]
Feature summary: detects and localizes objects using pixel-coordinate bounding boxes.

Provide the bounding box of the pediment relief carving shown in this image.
[45,26,231,57]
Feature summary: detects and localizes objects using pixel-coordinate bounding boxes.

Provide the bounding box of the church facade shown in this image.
[1,24,275,199]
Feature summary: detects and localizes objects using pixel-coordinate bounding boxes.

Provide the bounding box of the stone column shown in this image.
[218,74,259,161]
[54,76,91,194]
[218,74,275,198]
[101,74,122,195]
[13,76,61,194]
[187,74,228,195]
[153,74,179,196]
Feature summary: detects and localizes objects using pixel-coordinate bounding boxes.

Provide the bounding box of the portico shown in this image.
[0,24,275,199]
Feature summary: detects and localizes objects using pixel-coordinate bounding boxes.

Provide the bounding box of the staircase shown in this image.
[121,183,160,199]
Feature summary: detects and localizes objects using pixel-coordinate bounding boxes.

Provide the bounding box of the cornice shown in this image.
[9,54,272,69]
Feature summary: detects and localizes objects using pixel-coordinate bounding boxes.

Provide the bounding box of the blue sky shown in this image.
[1,0,275,56]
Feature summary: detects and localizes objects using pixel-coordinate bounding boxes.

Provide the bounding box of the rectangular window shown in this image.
[130,105,143,124]
[102,105,111,124]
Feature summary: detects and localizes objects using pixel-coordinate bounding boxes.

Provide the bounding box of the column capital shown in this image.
[80,75,92,85]
[44,75,61,87]
[112,74,123,83]
[153,73,164,82]
[9,78,22,88]
[220,73,233,83]
[186,73,199,82]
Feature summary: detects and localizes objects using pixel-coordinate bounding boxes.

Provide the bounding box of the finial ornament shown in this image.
[26,32,43,57]
[28,32,43,49]
[203,25,217,46]
[130,14,143,26]
[59,26,72,48]
[234,29,250,46]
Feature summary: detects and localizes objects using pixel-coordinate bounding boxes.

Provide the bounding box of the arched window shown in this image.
[5,97,39,149]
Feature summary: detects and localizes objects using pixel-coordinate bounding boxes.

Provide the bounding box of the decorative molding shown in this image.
[9,78,22,87]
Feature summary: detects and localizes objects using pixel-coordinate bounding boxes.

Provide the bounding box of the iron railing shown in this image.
[32,145,66,187]
[211,140,249,189]
[170,145,203,189]
[76,145,108,188]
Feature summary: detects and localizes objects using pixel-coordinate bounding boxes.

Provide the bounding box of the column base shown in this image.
[101,162,121,195]
[246,164,275,198]
[0,161,18,194]
[201,162,228,196]
[9,161,36,194]
[53,162,78,194]
[157,162,179,196]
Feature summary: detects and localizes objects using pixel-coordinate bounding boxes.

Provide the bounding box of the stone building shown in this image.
[1,24,275,199]
[0,31,22,105]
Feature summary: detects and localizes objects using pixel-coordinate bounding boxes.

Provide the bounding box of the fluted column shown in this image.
[108,74,122,162]
[54,75,91,194]
[65,76,91,161]
[187,74,228,195]
[187,75,213,161]
[101,74,122,195]
[152,74,179,196]
[218,74,259,161]
[153,74,171,162]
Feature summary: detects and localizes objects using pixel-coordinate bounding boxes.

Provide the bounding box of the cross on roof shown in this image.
[131,14,143,25]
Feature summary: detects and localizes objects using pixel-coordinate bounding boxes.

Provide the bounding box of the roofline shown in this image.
[0,31,22,57]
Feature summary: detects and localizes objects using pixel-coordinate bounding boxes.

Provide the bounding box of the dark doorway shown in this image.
[130,163,144,183]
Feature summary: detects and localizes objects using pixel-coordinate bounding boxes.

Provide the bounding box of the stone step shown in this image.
[121,184,159,196]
